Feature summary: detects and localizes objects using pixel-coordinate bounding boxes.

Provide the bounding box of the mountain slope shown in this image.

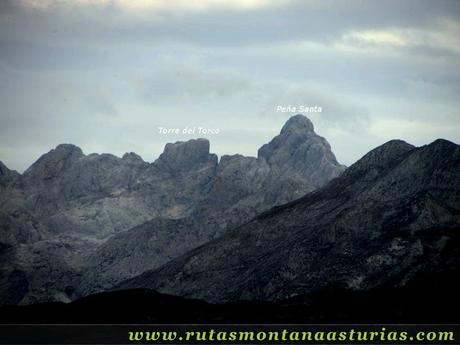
[116,139,460,302]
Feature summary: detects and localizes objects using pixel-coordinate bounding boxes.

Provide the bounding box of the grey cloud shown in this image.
[2,0,460,48]
[138,60,255,101]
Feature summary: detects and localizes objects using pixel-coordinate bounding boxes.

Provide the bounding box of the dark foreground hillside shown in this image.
[2,265,459,324]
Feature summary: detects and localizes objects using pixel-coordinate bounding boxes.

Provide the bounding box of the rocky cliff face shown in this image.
[0,115,345,304]
[116,139,460,303]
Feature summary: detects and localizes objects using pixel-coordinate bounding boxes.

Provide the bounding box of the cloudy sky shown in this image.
[0,0,459,172]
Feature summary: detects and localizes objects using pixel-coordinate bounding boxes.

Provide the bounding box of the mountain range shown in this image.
[0,115,345,304]
[1,114,459,323]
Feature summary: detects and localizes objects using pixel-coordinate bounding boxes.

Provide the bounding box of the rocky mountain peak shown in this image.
[404,139,460,173]
[122,152,145,165]
[424,138,457,152]
[157,138,217,172]
[257,114,345,187]
[345,140,415,176]
[34,143,84,164]
[54,144,84,156]
[280,114,314,135]
[258,114,326,162]
[23,144,84,180]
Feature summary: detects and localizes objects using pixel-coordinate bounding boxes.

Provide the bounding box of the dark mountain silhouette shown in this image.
[2,265,460,324]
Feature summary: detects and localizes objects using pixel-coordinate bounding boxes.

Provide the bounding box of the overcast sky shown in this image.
[1,0,459,172]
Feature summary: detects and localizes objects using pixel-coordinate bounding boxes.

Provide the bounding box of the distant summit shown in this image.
[344,139,415,176]
[280,114,315,134]
[157,138,218,173]
[259,114,345,188]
